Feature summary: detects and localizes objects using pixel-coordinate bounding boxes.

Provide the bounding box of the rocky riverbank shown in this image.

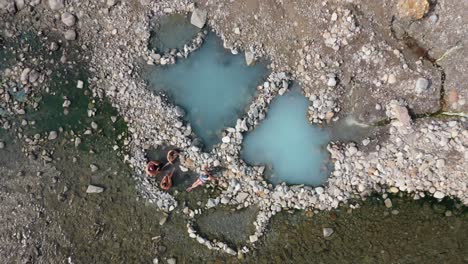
[1,0,467,260]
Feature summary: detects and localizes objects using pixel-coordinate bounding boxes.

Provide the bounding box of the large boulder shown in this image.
[191,8,207,28]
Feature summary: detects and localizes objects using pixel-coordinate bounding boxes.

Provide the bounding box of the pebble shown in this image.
[86,185,104,193]
[48,131,58,140]
[91,121,98,130]
[327,77,337,87]
[433,191,445,199]
[61,12,76,27]
[388,74,396,84]
[323,227,334,238]
[48,0,64,10]
[415,78,429,94]
[249,235,258,243]
[64,30,77,40]
[384,198,393,208]
[77,80,84,89]
[436,159,445,168]
[90,164,99,172]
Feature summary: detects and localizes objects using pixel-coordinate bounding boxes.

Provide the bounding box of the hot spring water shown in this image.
[147,33,268,148]
[241,89,331,186]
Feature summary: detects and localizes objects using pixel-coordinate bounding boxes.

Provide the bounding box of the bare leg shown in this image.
[186,179,203,192]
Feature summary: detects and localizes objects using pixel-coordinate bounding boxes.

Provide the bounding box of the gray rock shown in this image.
[20,68,31,83]
[159,214,168,225]
[0,141,5,149]
[327,77,337,87]
[249,235,258,243]
[48,0,64,10]
[433,191,445,199]
[384,198,393,208]
[323,227,334,238]
[86,185,104,193]
[61,12,76,27]
[167,258,176,264]
[107,0,116,7]
[235,192,249,203]
[48,131,58,140]
[90,164,99,172]
[415,78,429,94]
[28,70,39,83]
[190,9,207,28]
[245,51,255,66]
[64,30,77,40]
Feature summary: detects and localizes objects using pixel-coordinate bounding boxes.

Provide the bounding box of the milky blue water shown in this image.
[147,33,268,148]
[149,14,200,53]
[242,89,331,186]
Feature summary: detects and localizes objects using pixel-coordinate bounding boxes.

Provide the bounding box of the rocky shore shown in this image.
[1,0,467,258]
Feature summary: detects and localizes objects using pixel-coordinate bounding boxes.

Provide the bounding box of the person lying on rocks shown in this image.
[186,165,217,192]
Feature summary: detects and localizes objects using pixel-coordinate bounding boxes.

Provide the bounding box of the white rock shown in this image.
[86,185,104,193]
[152,258,159,264]
[106,0,116,7]
[90,164,99,172]
[315,187,324,194]
[48,0,64,10]
[389,187,399,193]
[0,141,4,149]
[245,51,255,66]
[167,258,176,264]
[76,80,84,89]
[74,137,81,147]
[436,159,445,168]
[64,30,77,40]
[190,9,207,28]
[384,198,393,208]
[323,227,334,238]
[327,77,337,87]
[20,68,31,83]
[236,192,249,203]
[222,136,230,143]
[388,74,396,84]
[61,12,76,27]
[48,131,58,140]
[415,78,429,94]
[249,235,258,243]
[433,191,445,199]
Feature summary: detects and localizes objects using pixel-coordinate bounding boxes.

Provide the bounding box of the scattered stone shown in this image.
[433,191,445,199]
[221,136,230,143]
[0,141,4,149]
[167,258,176,264]
[397,0,429,20]
[388,74,397,84]
[384,198,393,208]
[64,29,77,40]
[190,9,207,28]
[389,187,399,193]
[90,164,99,172]
[323,227,334,238]
[50,41,59,51]
[249,235,258,243]
[77,80,84,89]
[48,0,64,10]
[445,210,452,217]
[415,78,429,94]
[74,137,81,147]
[106,0,116,7]
[327,77,337,87]
[28,70,39,83]
[436,159,445,168]
[48,131,58,140]
[61,12,76,27]
[245,51,255,66]
[159,213,168,225]
[86,185,104,193]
